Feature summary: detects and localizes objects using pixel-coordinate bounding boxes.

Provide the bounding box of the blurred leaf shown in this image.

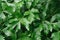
[14,0,21,3]
[16,21,21,32]
[28,13,35,23]
[0,0,60,40]
[0,35,5,40]
[31,8,39,13]
[16,1,24,9]
[3,30,12,36]
[18,36,31,40]
[24,10,31,16]
[50,15,56,22]
[0,13,6,20]
[26,2,32,9]
[51,31,60,40]
[53,21,60,30]
[20,18,30,31]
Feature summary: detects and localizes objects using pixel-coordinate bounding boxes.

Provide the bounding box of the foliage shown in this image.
[0,0,60,40]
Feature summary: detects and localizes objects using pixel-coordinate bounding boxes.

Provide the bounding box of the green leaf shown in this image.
[0,3,2,13]
[56,14,60,21]
[14,0,21,3]
[51,31,60,40]
[0,35,5,40]
[11,31,17,40]
[34,27,42,40]
[28,13,35,23]
[3,30,12,36]
[20,18,30,31]
[26,2,32,9]
[53,21,60,30]
[45,21,52,32]
[18,36,31,40]
[9,18,18,23]
[51,14,60,22]
[2,2,15,13]
[16,22,21,32]
[31,8,39,13]
[0,13,6,20]
[24,10,31,16]
[50,15,56,22]
[16,1,24,9]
